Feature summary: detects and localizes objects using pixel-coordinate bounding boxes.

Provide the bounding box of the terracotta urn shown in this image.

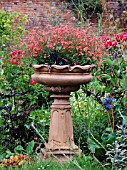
[31,64,96,160]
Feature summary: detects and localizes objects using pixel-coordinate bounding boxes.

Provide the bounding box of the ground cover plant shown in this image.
[0,1,127,169]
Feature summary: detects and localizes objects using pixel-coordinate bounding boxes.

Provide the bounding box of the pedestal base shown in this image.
[39,147,82,162]
[37,91,82,161]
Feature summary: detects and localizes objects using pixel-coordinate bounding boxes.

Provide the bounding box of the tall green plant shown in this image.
[0,10,28,79]
[68,0,103,23]
[0,11,28,47]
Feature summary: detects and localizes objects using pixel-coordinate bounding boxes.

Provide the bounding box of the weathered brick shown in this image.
[3,0,125,35]
[0,0,75,30]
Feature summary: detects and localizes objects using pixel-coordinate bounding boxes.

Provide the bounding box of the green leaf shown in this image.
[121,115,127,126]
[102,74,111,80]
[56,45,62,52]
[101,130,116,144]
[106,58,113,66]
[6,150,13,154]
[14,145,24,154]
[26,140,34,155]
[0,153,6,162]
[5,150,14,158]
[87,137,101,153]
[24,124,30,129]
[115,18,120,23]
[115,104,121,111]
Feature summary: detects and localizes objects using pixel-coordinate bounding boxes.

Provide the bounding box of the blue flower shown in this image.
[103,97,113,110]
[107,97,113,102]
[105,104,112,110]
[104,100,108,105]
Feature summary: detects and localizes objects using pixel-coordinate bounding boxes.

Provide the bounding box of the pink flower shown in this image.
[70,17,76,21]
[23,25,107,66]
[83,47,89,52]
[97,76,101,80]
[44,54,47,58]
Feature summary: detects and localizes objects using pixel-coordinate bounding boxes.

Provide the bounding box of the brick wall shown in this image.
[102,1,127,32]
[1,0,127,34]
[0,0,75,29]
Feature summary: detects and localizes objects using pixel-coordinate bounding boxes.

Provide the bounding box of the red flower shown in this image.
[8,50,25,65]
[91,89,94,93]
[112,41,117,47]
[114,32,127,42]
[33,137,37,141]
[12,60,18,65]
[30,79,36,85]
[8,59,18,65]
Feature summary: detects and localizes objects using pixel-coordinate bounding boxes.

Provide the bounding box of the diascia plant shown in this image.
[22,25,107,66]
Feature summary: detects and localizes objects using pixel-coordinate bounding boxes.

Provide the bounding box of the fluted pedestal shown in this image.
[41,92,81,159]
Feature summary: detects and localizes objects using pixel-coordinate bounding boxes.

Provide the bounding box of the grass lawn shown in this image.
[0,154,110,170]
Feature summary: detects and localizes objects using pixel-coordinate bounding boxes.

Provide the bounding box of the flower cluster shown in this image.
[103,36,117,49]
[115,32,127,43]
[103,97,113,111]
[8,50,24,65]
[103,32,127,49]
[103,32,127,63]
[25,25,107,66]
